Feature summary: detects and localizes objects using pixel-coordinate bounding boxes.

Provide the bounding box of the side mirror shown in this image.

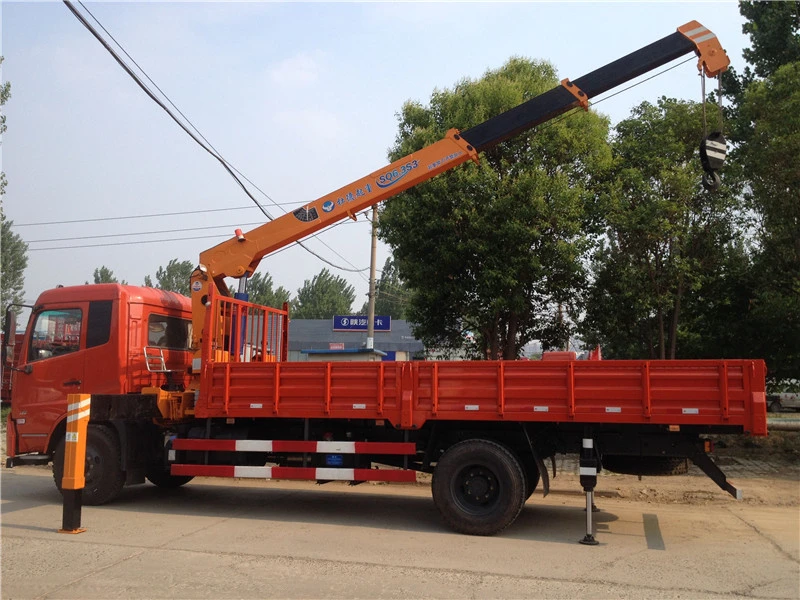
[2,308,16,366]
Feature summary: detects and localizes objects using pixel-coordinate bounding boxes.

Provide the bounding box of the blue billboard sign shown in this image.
[332,315,391,332]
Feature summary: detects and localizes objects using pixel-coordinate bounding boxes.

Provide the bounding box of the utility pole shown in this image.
[366,206,378,351]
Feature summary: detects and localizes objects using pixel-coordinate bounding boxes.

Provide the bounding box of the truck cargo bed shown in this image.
[198,358,767,435]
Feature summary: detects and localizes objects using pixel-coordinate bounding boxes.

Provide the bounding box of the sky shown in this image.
[2,1,750,308]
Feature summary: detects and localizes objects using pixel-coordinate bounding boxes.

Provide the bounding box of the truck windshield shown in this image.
[30,308,82,361]
[148,314,191,350]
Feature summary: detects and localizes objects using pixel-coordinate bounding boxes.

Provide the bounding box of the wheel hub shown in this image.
[459,467,498,507]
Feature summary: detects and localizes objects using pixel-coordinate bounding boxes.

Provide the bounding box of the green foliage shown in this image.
[89,266,125,284]
[1,209,28,314]
[580,98,741,359]
[247,271,291,309]
[720,2,800,143]
[291,268,355,319]
[0,58,23,314]
[736,61,800,382]
[740,1,800,79]
[379,57,611,359]
[144,258,193,296]
[0,58,9,136]
[359,257,411,319]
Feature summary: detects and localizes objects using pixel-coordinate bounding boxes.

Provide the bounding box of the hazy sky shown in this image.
[3,1,749,307]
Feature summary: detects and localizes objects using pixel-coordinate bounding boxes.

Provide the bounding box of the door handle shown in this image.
[63,379,82,387]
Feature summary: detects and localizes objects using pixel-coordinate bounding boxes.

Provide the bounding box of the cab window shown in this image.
[147,314,191,350]
[29,309,82,361]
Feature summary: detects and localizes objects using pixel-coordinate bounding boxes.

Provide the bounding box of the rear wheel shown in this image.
[53,424,125,505]
[432,439,526,536]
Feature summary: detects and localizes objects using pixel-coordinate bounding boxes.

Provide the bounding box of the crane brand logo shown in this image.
[322,200,335,213]
[376,160,419,188]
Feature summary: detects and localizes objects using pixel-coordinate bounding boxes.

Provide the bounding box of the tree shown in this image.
[89,266,125,284]
[708,2,800,383]
[247,271,291,309]
[291,268,355,319]
[734,61,800,382]
[378,57,611,359]
[580,98,741,359]
[144,258,193,296]
[1,57,10,199]
[0,59,26,314]
[719,2,800,143]
[1,210,27,313]
[358,257,411,319]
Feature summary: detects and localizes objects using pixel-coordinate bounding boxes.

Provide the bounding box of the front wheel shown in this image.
[432,439,526,536]
[53,424,125,505]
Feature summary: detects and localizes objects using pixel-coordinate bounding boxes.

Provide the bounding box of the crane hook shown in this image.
[699,74,726,192]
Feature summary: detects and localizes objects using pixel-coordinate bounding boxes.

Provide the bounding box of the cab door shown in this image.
[12,303,87,454]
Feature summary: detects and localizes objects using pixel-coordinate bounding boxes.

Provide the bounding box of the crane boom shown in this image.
[189,20,729,356]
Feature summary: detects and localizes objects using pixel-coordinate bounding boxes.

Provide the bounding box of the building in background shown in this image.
[288,319,423,362]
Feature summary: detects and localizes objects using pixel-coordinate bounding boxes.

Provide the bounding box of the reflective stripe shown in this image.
[235,440,273,452]
[705,150,727,160]
[705,140,727,151]
[67,399,91,413]
[682,408,699,415]
[234,466,273,478]
[316,468,355,480]
[684,26,709,38]
[66,409,91,423]
[693,32,717,44]
[580,467,597,476]
[582,439,594,449]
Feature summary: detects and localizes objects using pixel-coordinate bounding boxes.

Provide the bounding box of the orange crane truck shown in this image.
[4,22,766,540]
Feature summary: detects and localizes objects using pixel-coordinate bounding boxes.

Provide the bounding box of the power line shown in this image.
[12,204,302,228]
[63,1,368,274]
[25,221,267,243]
[26,213,370,252]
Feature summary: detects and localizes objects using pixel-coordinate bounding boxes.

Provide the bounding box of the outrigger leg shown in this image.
[579,433,599,546]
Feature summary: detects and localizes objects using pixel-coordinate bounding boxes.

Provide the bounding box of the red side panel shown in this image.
[196,356,768,435]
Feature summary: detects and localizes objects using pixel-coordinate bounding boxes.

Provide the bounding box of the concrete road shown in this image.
[2,466,798,599]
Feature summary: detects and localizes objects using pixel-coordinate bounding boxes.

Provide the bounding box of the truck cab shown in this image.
[4,284,192,465]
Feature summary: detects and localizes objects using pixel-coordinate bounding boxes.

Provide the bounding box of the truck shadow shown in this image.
[2,472,618,545]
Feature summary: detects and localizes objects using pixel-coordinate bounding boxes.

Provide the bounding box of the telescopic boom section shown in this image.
[189,20,728,355]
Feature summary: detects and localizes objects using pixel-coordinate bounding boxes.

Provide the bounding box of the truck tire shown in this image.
[519,454,540,500]
[146,468,194,489]
[602,456,689,477]
[53,424,125,505]
[432,439,526,536]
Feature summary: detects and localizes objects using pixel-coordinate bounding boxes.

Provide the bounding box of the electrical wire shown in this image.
[63,1,367,274]
[13,204,303,227]
[24,221,268,243]
[26,211,370,246]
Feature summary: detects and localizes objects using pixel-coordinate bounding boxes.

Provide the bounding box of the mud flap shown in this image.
[522,425,550,497]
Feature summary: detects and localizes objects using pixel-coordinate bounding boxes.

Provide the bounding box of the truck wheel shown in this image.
[53,424,125,505]
[432,439,526,536]
[146,468,194,488]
